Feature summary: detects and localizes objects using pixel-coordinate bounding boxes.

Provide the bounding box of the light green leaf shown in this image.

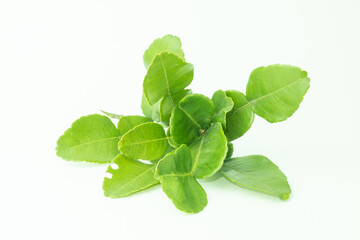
[143,34,185,69]
[246,64,310,123]
[143,52,193,105]
[160,89,192,126]
[117,115,152,136]
[56,114,120,163]
[224,90,255,141]
[141,93,161,122]
[211,90,234,127]
[220,155,291,200]
[170,94,214,144]
[156,145,207,213]
[189,123,227,179]
[103,154,159,198]
[119,122,168,161]
[100,110,123,119]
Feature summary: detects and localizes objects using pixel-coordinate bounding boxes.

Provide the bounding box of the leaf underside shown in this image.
[220,155,291,200]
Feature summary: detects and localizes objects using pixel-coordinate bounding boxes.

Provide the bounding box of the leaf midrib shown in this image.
[121,137,168,147]
[159,54,175,106]
[229,77,307,116]
[220,165,276,194]
[62,136,120,150]
[112,166,157,193]
[179,106,202,129]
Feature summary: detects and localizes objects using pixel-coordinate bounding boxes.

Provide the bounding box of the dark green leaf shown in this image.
[224,90,255,141]
[170,94,214,144]
[189,123,227,179]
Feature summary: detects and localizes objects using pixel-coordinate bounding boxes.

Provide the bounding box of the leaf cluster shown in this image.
[56,35,310,213]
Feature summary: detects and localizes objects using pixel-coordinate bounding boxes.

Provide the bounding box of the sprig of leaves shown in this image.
[56,34,310,213]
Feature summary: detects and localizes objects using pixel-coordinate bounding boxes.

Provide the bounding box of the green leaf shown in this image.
[246,64,310,123]
[117,115,152,136]
[156,145,207,213]
[160,89,192,126]
[119,122,168,161]
[189,123,227,179]
[141,93,161,122]
[166,128,180,148]
[220,155,291,200]
[143,52,194,105]
[56,114,120,163]
[100,110,123,119]
[224,90,255,141]
[211,90,234,127]
[226,142,234,159]
[143,34,185,69]
[170,94,214,144]
[103,154,159,198]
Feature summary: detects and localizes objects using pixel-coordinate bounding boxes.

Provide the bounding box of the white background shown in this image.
[1,0,359,239]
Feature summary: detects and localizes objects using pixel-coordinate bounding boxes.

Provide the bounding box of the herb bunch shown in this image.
[56,35,310,213]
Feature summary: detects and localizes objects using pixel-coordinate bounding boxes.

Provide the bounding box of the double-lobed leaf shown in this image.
[103,154,159,198]
[143,34,185,69]
[56,114,120,163]
[189,123,227,179]
[156,145,207,213]
[224,90,255,141]
[224,64,310,140]
[170,94,214,144]
[119,122,168,161]
[143,52,194,105]
[220,155,291,200]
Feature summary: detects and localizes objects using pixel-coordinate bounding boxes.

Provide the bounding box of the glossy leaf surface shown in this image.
[119,122,168,161]
[220,155,291,200]
[170,94,214,144]
[103,154,158,198]
[156,145,207,213]
[56,114,120,163]
[117,115,152,136]
[143,52,193,105]
[246,64,310,123]
[211,90,234,127]
[189,123,227,179]
[143,34,185,69]
[225,90,255,141]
